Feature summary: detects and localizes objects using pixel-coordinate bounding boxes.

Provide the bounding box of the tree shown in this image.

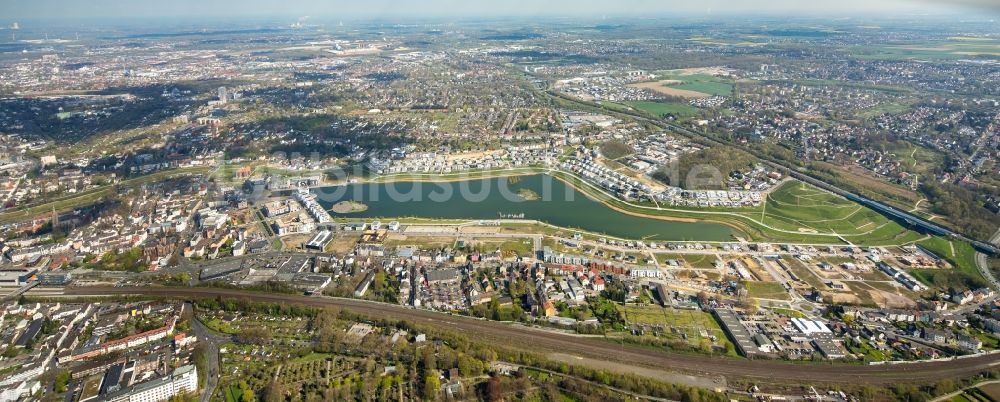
[458,355,482,377]
[54,370,71,393]
[423,371,440,401]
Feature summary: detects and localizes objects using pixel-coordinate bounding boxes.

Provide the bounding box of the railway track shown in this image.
[62,286,1000,385]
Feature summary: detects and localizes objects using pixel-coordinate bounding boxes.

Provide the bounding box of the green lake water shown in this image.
[313,174,735,241]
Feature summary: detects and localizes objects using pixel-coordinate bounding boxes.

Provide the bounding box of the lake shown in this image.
[311,174,736,241]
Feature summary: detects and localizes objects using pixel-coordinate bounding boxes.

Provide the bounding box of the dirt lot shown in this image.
[866,288,915,309]
[459,226,501,234]
[627,81,709,98]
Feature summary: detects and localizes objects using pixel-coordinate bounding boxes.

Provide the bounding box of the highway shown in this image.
[62,286,1000,386]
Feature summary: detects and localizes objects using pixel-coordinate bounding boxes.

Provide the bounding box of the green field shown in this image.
[766,307,805,318]
[858,102,912,119]
[745,281,790,300]
[759,181,916,243]
[656,73,734,97]
[625,101,699,117]
[913,236,985,287]
[883,140,944,175]
[852,39,1000,61]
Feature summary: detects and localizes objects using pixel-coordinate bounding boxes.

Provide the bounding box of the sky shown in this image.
[1,0,998,20]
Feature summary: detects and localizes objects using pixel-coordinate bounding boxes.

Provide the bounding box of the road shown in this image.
[189,305,230,402]
[975,228,1000,291]
[64,286,1000,386]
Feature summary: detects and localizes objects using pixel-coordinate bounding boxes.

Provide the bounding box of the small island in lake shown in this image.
[517,188,539,201]
[331,200,369,214]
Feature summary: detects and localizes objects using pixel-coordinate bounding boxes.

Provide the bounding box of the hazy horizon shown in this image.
[2,0,999,21]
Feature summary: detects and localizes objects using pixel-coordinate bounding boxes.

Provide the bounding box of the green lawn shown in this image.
[223,384,243,402]
[915,236,985,287]
[766,307,806,318]
[745,282,790,300]
[858,102,912,119]
[948,393,975,402]
[524,368,551,381]
[673,81,733,97]
[762,181,911,241]
[498,240,535,256]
